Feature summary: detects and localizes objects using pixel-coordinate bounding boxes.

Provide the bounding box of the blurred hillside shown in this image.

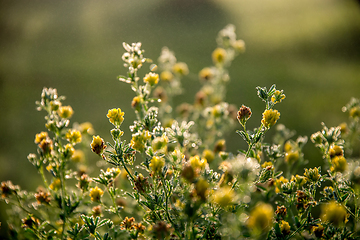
[0,0,359,220]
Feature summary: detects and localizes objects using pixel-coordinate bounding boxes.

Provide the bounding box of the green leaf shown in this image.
[256,86,268,101]
[236,130,250,143]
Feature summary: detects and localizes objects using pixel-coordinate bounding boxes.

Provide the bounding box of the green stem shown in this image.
[160,176,181,238]
[39,163,49,189]
[13,194,58,230]
[245,123,265,158]
[107,186,122,220]
[60,161,67,240]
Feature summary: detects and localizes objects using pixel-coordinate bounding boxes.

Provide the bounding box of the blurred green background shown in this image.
[0,0,360,234]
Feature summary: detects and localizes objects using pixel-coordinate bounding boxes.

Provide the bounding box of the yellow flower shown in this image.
[149,156,165,175]
[330,156,347,173]
[49,178,61,191]
[279,220,291,235]
[65,129,82,144]
[189,155,207,170]
[89,186,104,202]
[35,132,48,144]
[172,62,189,76]
[285,151,299,164]
[304,167,320,182]
[71,150,85,163]
[152,135,168,153]
[290,175,307,188]
[90,135,106,155]
[58,106,74,119]
[64,143,75,158]
[195,178,209,201]
[247,202,274,233]
[261,109,280,128]
[321,201,347,226]
[329,145,343,159]
[349,106,360,119]
[79,122,94,135]
[271,90,286,104]
[143,72,159,86]
[275,176,289,193]
[202,149,215,163]
[312,224,324,238]
[160,71,173,82]
[261,161,273,168]
[107,108,125,127]
[106,168,121,178]
[130,131,151,151]
[212,48,227,65]
[131,96,141,110]
[199,67,213,81]
[211,186,235,207]
[232,39,245,53]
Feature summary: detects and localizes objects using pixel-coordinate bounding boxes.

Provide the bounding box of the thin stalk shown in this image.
[60,161,67,240]
[160,176,181,238]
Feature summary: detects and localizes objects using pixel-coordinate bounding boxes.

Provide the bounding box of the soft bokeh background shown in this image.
[1,0,360,236]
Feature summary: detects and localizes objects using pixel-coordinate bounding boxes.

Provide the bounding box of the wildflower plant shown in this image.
[1,24,360,240]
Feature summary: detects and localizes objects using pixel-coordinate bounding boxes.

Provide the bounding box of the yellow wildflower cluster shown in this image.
[199,67,213,82]
[160,70,173,82]
[275,176,289,193]
[211,186,235,207]
[329,145,347,173]
[71,150,85,163]
[284,140,300,164]
[247,202,274,233]
[304,167,320,182]
[212,48,227,65]
[49,178,61,191]
[149,156,165,175]
[202,149,215,163]
[143,72,159,86]
[321,201,347,226]
[261,109,280,128]
[151,135,168,153]
[172,62,189,76]
[130,130,151,151]
[65,129,82,144]
[35,132,48,144]
[189,155,207,171]
[64,143,75,158]
[58,106,74,119]
[271,90,286,104]
[89,186,104,202]
[195,178,209,201]
[107,108,125,127]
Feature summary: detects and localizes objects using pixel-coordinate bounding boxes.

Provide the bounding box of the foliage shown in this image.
[1,25,360,240]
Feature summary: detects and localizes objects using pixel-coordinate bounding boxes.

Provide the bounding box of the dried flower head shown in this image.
[237,105,252,126]
[90,135,106,155]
